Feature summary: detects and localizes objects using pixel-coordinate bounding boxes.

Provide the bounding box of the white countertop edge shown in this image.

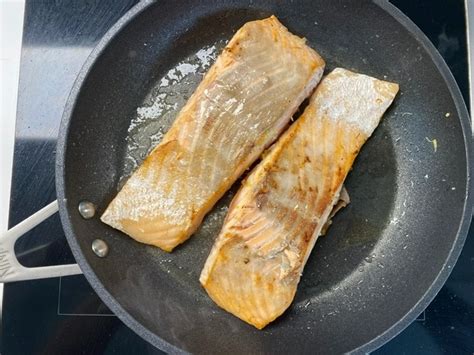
[0,0,26,313]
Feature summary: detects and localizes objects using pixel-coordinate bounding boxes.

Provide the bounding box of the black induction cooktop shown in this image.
[1,1,472,354]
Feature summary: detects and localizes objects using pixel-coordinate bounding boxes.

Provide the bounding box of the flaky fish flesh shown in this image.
[200,68,399,329]
[101,16,325,251]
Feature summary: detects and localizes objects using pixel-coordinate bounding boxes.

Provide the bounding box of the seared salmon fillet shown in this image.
[101,16,325,251]
[200,68,399,329]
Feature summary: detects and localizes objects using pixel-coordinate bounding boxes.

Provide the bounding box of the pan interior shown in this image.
[61,1,469,353]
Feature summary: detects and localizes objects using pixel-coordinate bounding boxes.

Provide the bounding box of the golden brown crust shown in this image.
[200,69,399,329]
[101,16,325,251]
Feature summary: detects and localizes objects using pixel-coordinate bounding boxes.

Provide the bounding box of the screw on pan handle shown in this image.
[0,200,82,282]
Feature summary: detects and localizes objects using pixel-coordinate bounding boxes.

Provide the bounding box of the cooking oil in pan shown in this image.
[119,43,222,187]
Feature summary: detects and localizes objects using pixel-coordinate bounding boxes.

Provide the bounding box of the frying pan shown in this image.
[2,0,472,353]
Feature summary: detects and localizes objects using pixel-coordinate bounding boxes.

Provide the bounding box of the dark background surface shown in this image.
[1,0,472,354]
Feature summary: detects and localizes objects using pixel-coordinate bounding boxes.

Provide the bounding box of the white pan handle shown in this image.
[0,200,82,282]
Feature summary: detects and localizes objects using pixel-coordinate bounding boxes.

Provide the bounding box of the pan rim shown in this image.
[55,0,473,353]
[56,1,182,353]
[353,0,473,353]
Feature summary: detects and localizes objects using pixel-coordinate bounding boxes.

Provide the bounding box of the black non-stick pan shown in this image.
[51,0,473,353]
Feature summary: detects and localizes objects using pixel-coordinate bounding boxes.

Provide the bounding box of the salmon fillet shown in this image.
[100,16,325,251]
[200,68,399,329]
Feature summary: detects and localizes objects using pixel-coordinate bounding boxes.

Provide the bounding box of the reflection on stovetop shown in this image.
[1,0,472,354]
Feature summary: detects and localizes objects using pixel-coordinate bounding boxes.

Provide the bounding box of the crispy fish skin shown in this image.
[200,68,399,329]
[100,16,325,251]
